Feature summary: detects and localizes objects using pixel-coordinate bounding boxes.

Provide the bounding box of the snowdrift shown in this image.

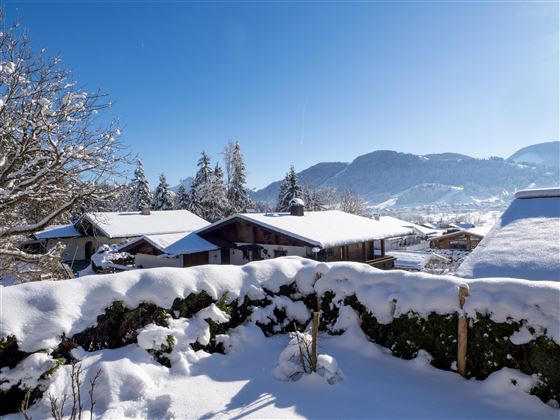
[1,257,559,416]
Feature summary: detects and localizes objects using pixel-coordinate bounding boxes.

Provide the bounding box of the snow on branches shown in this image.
[0,14,128,282]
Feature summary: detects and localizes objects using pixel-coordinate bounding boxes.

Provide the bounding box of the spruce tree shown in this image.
[207,163,229,222]
[276,165,303,212]
[131,160,153,211]
[175,179,190,210]
[153,173,175,210]
[190,151,213,218]
[226,141,252,214]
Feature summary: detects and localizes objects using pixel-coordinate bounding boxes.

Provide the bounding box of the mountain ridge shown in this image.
[251,143,560,207]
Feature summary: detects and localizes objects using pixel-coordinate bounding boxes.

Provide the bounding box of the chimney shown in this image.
[141,207,151,215]
[289,198,305,216]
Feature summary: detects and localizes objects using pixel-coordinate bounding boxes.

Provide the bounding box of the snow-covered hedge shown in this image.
[1,257,559,414]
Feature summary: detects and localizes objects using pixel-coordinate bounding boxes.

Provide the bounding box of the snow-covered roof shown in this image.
[379,216,438,237]
[34,224,81,240]
[457,187,560,281]
[388,251,449,270]
[122,231,219,256]
[198,210,413,248]
[164,233,220,256]
[430,229,485,242]
[82,210,209,238]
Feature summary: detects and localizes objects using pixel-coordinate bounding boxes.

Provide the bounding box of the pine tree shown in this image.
[175,179,190,210]
[153,173,175,210]
[206,163,229,222]
[276,165,303,212]
[226,141,252,214]
[131,160,153,211]
[189,151,213,218]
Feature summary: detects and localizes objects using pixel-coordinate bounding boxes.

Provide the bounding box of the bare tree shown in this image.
[0,13,128,282]
[338,190,370,217]
[49,362,101,420]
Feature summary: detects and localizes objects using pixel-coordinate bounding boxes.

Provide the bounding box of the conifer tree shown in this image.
[189,152,213,218]
[153,173,175,210]
[131,160,153,211]
[207,163,229,222]
[276,165,303,212]
[175,179,190,210]
[226,141,252,214]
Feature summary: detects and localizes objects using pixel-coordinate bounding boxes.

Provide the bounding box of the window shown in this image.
[274,249,288,258]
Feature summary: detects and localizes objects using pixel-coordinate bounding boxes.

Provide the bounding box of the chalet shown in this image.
[457,188,560,281]
[194,201,413,269]
[33,209,209,267]
[429,229,484,251]
[119,232,220,268]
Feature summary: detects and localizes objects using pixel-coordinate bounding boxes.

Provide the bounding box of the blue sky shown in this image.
[4,1,559,188]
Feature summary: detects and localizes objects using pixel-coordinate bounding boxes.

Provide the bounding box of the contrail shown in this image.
[300,97,307,145]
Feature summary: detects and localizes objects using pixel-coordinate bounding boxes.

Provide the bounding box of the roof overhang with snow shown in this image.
[80,210,210,239]
[196,210,414,249]
[34,224,81,240]
[457,187,560,281]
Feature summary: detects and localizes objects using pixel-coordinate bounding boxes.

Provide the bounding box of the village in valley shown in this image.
[0,2,559,419]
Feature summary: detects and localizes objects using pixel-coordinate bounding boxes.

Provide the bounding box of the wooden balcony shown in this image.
[365,255,396,270]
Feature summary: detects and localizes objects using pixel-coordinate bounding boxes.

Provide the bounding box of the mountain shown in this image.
[251,145,560,208]
[251,162,349,203]
[171,177,192,193]
[508,141,560,168]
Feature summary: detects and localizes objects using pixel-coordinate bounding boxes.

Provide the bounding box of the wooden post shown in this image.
[457,285,469,377]
[311,310,319,373]
[311,273,322,373]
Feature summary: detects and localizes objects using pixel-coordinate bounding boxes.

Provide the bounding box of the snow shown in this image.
[163,232,220,256]
[125,232,188,251]
[1,257,559,418]
[34,224,80,239]
[379,215,438,237]
[387,250,446,270]
[2,257,559,355]
[514,187,560,199]
[0,352,58,391]
[199,210,413,248]
[5,328,556,419]
[457,188,560,281]
[82,210,210,238]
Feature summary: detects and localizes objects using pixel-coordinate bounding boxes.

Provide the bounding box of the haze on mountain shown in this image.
[251,142,560,207]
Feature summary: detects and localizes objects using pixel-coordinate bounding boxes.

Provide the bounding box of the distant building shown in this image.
[33,210,209,267]
[429,230,485,251]
[456,188,560,281]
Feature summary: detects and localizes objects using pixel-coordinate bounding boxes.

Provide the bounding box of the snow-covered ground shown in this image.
[1,257,558,418]
[3,326,556,419]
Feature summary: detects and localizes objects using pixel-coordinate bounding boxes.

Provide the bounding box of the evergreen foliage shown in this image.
[226,142,252,214]
[189,152,213,219]
[276,165,303,212]
[131,160,153,211]
[207,163,229,222]
[153,173,175,210]
[175,179,190,210]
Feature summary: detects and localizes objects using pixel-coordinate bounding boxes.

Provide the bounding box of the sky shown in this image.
[3,0,559,189]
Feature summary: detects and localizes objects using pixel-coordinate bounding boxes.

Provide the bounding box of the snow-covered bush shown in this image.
[1,257,559,414]
[274,331,343,384]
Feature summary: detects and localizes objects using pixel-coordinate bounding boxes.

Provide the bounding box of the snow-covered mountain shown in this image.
[508,141,560,168]
[252,144,560,207]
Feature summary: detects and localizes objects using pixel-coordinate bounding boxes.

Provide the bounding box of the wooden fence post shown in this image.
[311,272,322,373]
[457,285,469,377]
